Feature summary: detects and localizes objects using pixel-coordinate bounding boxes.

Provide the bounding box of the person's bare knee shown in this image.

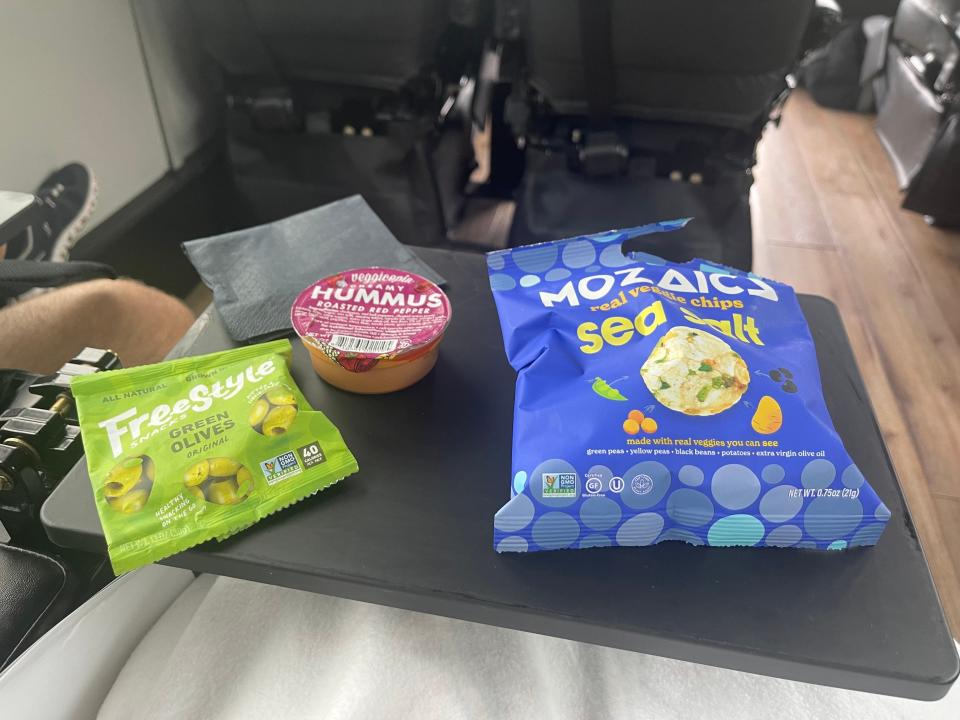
[78,278,196,367]
[0,279,195,374]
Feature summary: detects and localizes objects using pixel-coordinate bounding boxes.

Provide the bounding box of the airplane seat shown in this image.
[500,0,818,269]
[523,0,813,131]
[194,0,452,94]
[0,566,196,720]
[0,545,78,670]
[190,0,488,246]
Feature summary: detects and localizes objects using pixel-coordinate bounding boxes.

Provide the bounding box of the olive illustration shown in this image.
[116,488,149,513]
[236,466,254,496]
[208,456,242,477]
[104,455,154,513]
[142,456,156,482]
[184,459,210,487]
[207,479,241,505]
[249,385,299,435]
[104,481,128,499]
[182,457,253,505]
[266,387,297,406]
[106,457,143,494]
[248,399,270,427]
[262,405,297,436]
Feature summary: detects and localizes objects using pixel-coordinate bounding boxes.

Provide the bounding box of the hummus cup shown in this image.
[291,268,451,394]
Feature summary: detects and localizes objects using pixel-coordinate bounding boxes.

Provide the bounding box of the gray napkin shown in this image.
[182,196,445,342]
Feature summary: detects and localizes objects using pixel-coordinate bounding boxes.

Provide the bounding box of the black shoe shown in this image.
[6,163,98,261]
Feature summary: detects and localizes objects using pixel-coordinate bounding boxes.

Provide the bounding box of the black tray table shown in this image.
[42,249,959,700]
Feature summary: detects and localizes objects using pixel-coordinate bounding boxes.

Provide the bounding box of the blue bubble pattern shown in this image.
[545,268,571,282]
[708,515,765,547]
[489,273,515,292]
[579,496,622,531]
[514,245,558,273]
[497,536,527,552]
[561,240,596,269]
[666,489,714,527]
[532,512,581,550]
[580,534,613,549]
[494,493,535,533]
[801,459,836,489]
[678,465,704,487]
[711,465,761,510]
[759,486,802,523]
[761,464,785,484]
[765,524,802,547]
[616,513,664,546]
[513,470,528,495]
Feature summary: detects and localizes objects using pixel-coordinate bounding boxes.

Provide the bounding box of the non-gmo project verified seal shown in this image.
[542,472,577,498]
[259,451,302,486]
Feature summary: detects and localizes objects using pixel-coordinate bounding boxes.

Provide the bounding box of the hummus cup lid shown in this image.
[290,267,451,372]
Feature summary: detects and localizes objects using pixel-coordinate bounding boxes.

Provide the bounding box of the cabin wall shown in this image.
[0,0,169,231]
[132,0,222,170]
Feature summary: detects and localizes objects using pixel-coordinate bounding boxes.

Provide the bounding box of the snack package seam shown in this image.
[213,466,354,542]
[110,457,358,573]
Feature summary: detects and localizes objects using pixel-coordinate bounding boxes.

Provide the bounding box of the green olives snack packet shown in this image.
[72,339,358,574]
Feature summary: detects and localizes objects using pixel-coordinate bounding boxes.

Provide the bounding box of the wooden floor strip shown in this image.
[828,109,960,347]
[754,92,960,638]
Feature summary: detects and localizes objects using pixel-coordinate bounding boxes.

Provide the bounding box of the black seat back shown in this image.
[524,0,815,130]
[186,0,484,246]
[504,1,818,269]
[192,0,451,91]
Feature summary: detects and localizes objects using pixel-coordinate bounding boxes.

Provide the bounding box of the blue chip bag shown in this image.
[488,220,890,553]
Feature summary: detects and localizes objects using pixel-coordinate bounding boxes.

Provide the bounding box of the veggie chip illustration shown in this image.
[487,221,890,553]
[751,395,784,435]
[640,326,749,416]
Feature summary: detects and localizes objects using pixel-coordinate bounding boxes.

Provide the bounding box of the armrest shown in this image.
[0,261,117,300]
[0,565,195,720]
